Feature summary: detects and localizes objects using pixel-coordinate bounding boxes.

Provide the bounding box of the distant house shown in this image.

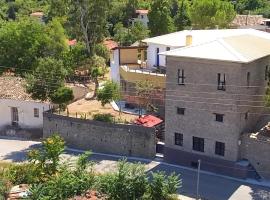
[232,14,270,32]
[30,11,45,23]
[131,9,149,27]
[0,76,51,138]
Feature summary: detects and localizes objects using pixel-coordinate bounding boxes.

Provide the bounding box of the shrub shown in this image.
[29,152,95,200]
[93,113,114,123]
[28,134,65,179]
[4,163,40,185]
[97,160,148,200]
[144,171,181,200]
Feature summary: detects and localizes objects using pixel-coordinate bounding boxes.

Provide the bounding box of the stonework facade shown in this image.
[43,112,156,159]
[164,55,269,174]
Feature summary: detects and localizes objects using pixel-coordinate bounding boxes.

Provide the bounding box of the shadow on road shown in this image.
[2,143,41,162]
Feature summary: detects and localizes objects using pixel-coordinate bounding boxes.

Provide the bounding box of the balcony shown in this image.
[120,64,166,88]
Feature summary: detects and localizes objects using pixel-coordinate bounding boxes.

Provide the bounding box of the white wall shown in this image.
[110,49,120,83]
[0,99,50,129]
[147,43,177,68]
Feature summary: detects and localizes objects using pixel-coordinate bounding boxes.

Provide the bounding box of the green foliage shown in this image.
[0,18,67,74]
[25,57,67,102]
[93,113,114,123]
[97,160,148,200]
[174,0,191,31]
[235,0,268,14]
[51,87,74,110]
[189,0,236,29]
[71,0,110,56]
[114,22,149,46]
[4,163,41,185]
[145,171,181,200]
[28,134,65,177]
[97,160,182,200]
[97,81,121,106]
[95,43,110,62]
[148,0,176,36]
[61,42,88,73]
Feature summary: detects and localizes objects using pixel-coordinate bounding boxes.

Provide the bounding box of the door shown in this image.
[156,48,160,67]
[11,107,19,126]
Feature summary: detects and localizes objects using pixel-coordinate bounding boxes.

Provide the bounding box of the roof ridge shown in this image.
[217,39,248,62]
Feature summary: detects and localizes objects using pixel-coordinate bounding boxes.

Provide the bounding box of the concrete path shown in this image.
[1,138,270,200]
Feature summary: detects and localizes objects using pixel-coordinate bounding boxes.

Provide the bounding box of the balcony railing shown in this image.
[120,65,166,77]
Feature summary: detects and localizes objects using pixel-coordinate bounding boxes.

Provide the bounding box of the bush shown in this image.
[144,172,182,200]
[93,113,114,123]
[97,160,148,200]
[29,152,94,200]
[28,134,65,179]
[4,163,41,185]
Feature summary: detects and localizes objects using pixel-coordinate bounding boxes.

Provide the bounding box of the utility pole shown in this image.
[196,159,201,200]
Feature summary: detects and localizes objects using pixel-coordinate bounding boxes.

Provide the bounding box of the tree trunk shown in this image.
[93,78,99,98]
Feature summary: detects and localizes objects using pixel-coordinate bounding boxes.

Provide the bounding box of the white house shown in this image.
[0,76,51,138]
[110,28,270,83]
[131,9,149,27]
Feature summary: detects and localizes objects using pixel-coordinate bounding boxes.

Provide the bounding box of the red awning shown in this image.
[135,115,163,127]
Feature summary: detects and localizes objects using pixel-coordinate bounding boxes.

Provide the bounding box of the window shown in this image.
[217,73,226,91]
[156,48,160,67]
[34,108,39,118]
[247,72,250,88]
[215,113,224,122]
[215,141,225,156]
[166,47,171,51]
[11,107,19,126]
[245,111,249,120]
[265,65,269,81]
[193,137,204,152]
[178,69,185,85]
[141,15,144,19]
[177,107,185,115]
[174,133,183,146]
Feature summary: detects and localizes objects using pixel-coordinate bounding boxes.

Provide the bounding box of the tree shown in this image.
[25,57,68,101]
[97,81,121,106]
[189,0,236,29]
[95,43,110,62]
[148,0,176,36]
[235,0,268,14]
[50,87,74,110]
[174,0,191,31]
[86,55,106,97]
[0,19,67,74]
[71,0,110,56]
[136,80,155,115]
[113,22,149,46]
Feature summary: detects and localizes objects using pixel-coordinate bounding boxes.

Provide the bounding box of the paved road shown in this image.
[1,138,270,200]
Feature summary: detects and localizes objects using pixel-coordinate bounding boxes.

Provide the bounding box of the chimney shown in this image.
[186,34,192,46]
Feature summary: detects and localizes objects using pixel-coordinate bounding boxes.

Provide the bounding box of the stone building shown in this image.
[162,33,270,177]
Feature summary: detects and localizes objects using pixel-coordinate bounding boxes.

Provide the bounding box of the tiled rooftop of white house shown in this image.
[0,76,45,102]
[142,29,270,47]
[161,34,270,63]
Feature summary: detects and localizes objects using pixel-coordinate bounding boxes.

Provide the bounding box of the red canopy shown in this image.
[135,115,163,127]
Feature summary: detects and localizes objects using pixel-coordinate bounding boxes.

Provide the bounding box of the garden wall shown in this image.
[43,112,156,159]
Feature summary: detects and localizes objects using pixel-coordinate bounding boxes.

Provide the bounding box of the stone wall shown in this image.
[43,112,156,159]
[240,126,270,179]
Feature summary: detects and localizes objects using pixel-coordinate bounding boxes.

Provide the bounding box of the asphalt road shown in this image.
[1,138,270,200]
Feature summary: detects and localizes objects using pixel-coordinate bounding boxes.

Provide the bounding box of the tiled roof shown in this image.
[0,76,42,102]
[30,12,44,17]
[136,9,149,14]
[103,39,118,50]
[67,39,77,46]
[232,15,266,27]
